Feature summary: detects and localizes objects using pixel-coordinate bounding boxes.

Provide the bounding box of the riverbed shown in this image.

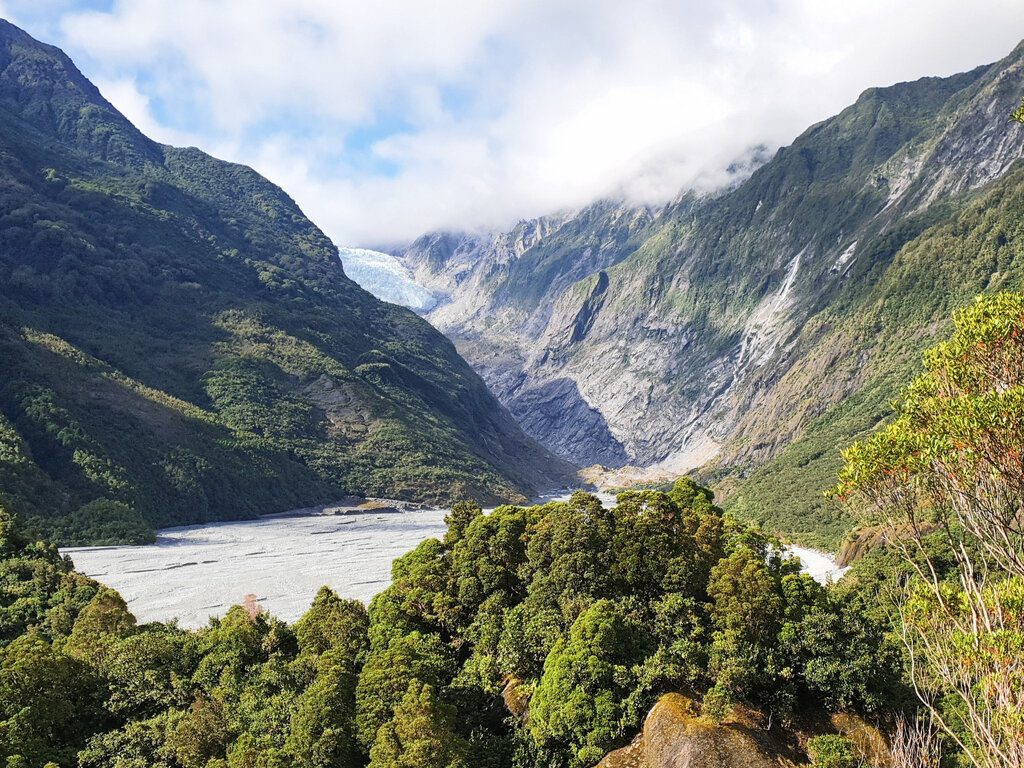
[63,492,847,628]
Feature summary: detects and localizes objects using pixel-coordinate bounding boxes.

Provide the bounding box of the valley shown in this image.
[0,18,570,548]
[385,43,1024,547]
[0,13,1022,768]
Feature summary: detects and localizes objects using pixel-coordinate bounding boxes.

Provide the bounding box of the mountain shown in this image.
[0,19,569,544]
[396,41,1024,546]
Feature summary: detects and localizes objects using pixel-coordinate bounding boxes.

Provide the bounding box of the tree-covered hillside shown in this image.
[0,20,569,544]
[721,159,1024,547]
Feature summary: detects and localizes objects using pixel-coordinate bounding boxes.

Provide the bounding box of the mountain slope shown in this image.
[397,41,1024,545]
[0,19,568,544]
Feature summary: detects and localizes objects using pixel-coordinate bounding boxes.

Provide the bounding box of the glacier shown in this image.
[339,246,437,311]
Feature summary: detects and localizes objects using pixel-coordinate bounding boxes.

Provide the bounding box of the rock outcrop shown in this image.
[593,693,891,768]
[641,694,794,768]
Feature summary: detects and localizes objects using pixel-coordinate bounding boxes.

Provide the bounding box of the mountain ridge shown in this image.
[396,41,1024,544]
[0,19,570,544]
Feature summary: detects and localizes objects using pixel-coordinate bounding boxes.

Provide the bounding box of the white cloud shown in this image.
[6,0,1022,244]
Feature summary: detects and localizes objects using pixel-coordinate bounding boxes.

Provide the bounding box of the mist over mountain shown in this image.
[396,41,1024,545]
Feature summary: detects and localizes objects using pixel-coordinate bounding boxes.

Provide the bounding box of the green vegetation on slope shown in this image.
[834,292,1024,766]
[405,41,1024,552]
[723,161,1024,548]
[0,20,563,544]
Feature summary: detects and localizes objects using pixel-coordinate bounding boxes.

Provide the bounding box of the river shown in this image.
[62,492,847,628]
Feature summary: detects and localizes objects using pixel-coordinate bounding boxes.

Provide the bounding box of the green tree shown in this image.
[101,626,194,719]
[0,505,25,555]
[835,293,1024,768]
[367,681,467,768]
[295,586,369,661]
[0,507,99,646]
[443,500,482,546]
[64,587,136,666]
[807,734,857,768]
[355,631,454,751]
[285,648,362,768]
[78,713,179,768]
[447,503,530,639]
[704,547,785,712]
[529,599,649,768]
[0,634,108,766]
[167,695,229,768]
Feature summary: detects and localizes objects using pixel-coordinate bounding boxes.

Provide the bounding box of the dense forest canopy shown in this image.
[0,479,906,768]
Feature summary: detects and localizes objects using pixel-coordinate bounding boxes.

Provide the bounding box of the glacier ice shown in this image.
[339,246,436,312]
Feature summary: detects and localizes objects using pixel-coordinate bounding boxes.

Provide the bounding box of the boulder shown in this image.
[590,694,892,768]
[643,694,794,768]
[594,737,645,768]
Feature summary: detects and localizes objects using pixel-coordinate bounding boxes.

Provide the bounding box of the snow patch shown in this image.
[339,247,437,312]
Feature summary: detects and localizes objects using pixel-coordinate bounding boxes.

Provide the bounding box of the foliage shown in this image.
[528,600,647,767]
[807,734,857,768]
[0,506,99,645]
[367,681,468,768]
[355,631,454,751]
[0,634,109,767]
[350,480,900,767]
[0,480,905,767]
[835,293,1024,768]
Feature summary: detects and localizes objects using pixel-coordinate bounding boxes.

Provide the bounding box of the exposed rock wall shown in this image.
[397,43,1024,487]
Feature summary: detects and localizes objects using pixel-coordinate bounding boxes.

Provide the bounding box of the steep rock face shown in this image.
[400,201,657,466]
[397,41,1024,522]
[0,20,570,543]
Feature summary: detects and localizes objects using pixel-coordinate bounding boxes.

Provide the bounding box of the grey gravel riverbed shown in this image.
[63,492,846,628]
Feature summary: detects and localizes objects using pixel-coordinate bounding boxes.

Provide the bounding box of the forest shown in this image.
[0,478,905,768]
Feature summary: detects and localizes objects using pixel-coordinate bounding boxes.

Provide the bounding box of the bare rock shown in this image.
[594,736,646,768]
[643,694,795,768]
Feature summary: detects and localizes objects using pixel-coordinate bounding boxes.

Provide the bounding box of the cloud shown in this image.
[4,0,1024,245]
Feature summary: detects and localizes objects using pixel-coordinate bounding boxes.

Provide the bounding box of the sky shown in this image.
[3,1,1024,247]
